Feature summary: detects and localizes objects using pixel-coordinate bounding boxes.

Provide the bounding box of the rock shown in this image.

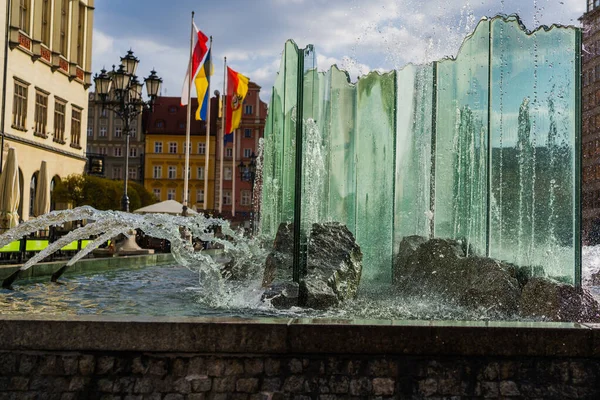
[261,282,299,309]
[304,222,362,302]
[395,238,520,316]
[262,223,294,286]
[299,278,339,309]
[520,277,600,322]
[393,235,428,285]
[262,222,362,310]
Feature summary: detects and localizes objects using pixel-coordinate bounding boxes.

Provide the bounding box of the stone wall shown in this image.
[1,351,599,398]
[1,316,599,399]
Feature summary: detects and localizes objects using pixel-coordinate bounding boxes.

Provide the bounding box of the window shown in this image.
[59,0,69,55]
[76,3,85,66]
[186,168,191,179]
[54,100,66,143]
[153,166,162,179]
[41,0,51,45]
[179,122,185,129]
[244,128,252,138]
[168,166,177,179]
[130,128,136,139]
[99,126,107,137]
[225,148,233,158]
[128,167,137,180]
[101,108,107,117]
[154,142,163,153]
[224,167,232,181]
[184,142,191,155]
[34,91,48,136]
[167,189,176,200]
[223,191,232,205]
[153,188,161,199]
[169,106,177,113]
[71,108,82,148]
[112,167,123,180]
[113,147,122,157]
[198,142,206,155]
[12,80,28,130]
[169,142,178,154]
[99,147,107,155]
[129,147,137,157]
[196,190,204,203]
[155,120,164,128]
[244,105,253,115]
[58,0,69,57]
[114,126,122,138]
[241,190,252,206]
[19,0,30,34]
[197,166,205,180]
[87,123,93,137]
[243,148,252,158]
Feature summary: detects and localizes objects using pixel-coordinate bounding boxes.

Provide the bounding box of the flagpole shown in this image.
[219,57,227,214]
[203,36,213,212]
[232,125,236,217]
[183,11,195,216]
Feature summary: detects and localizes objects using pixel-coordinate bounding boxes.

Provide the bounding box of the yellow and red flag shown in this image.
[225,66,249,134]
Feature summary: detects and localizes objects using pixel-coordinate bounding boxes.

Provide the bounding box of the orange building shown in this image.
[215,81,268,229]
[143,96,218,212]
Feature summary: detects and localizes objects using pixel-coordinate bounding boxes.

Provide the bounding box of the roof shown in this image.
[143,96,219,136]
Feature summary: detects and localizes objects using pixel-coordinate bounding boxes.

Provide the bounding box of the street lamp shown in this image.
[238,152,257,233]
[93,51,162,212]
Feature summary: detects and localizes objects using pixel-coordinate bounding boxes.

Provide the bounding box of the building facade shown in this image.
[143,96,218,212]
[86,91,144,183]
[0,0,94,221]
[582,2,600,239]
[215,81,267,228]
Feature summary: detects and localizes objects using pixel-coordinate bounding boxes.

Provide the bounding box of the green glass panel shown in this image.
[489,17,578,283]
[281,41,300,224]
[435,19,490,255]
[394,64,434,249]
[0,240,20,252]
[355,71,396,282]
[328,66,356,233]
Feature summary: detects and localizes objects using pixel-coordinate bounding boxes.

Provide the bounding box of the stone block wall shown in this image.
[1,351,599,399]
[1,316,600,399]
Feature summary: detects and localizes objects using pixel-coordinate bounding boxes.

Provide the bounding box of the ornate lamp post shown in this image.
[93,50,162,212]
[238,152,257,233]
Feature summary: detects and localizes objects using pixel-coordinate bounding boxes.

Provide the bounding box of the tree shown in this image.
[53,174,157,211]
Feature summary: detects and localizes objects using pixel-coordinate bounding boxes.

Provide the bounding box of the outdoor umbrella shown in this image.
[0,148,21,229]
[133,199,198,215]
[33,160,50,217]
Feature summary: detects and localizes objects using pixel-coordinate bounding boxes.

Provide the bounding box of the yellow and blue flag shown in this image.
[194,48,213,121]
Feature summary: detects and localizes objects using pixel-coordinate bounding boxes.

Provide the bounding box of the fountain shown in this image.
[261,14,581,287]
[1,13,600,400]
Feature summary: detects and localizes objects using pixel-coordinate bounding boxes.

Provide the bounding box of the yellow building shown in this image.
[0,0,94,220]
[143,96,217,212]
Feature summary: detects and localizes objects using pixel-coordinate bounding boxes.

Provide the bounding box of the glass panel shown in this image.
[394,64,434,250]
[328,66,356,233]
[434,19,490,256]
[355,71,396,282]
[489,16,578,283]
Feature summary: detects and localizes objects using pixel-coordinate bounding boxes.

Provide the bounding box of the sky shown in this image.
[92,0,586,103]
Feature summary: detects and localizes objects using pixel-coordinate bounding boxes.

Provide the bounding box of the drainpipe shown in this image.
[0,0,11,174]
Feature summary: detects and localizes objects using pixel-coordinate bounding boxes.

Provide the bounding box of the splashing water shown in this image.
[0,207,268,307]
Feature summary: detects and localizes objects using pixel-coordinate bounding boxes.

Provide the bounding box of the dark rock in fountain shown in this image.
[261,222,362,309]
[262,281,299,309]
[394,238,521,315]
[262,223,294,287]
[520,277,600,322]
[394,237,600,321]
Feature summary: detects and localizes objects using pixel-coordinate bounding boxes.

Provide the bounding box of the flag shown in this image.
[195,49,213,120]
[225,66,249,134]
[224,132,233,145]
[181,22,209,106]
